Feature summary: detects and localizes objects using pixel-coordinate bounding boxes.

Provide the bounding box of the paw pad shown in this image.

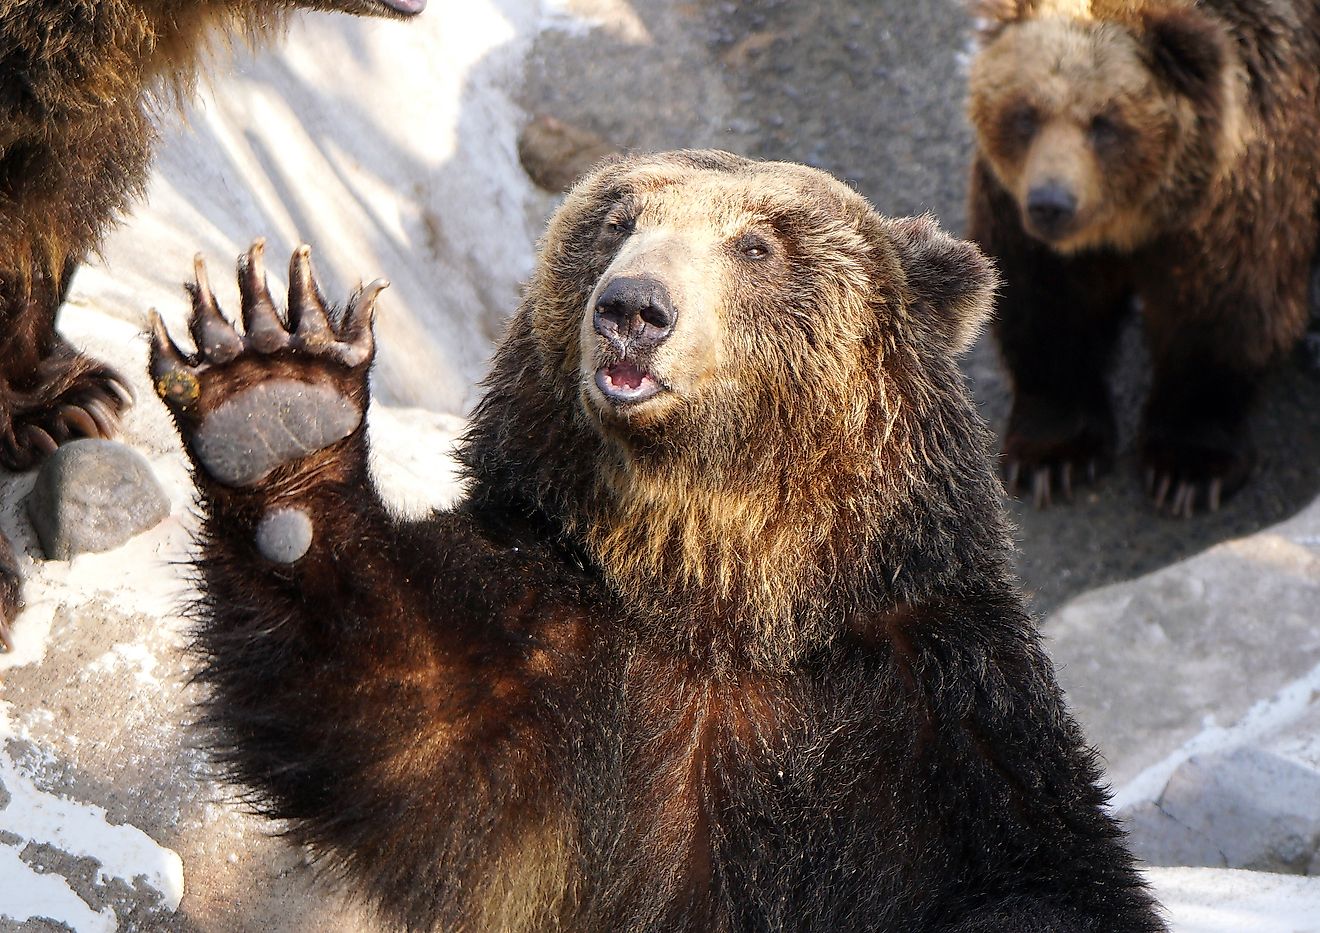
[255,507,313,564]
[193,379,361,487]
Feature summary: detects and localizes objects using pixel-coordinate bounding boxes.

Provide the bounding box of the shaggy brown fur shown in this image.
[151,151,1163,931]
[0,0,422,649]
[966,0,1320,515]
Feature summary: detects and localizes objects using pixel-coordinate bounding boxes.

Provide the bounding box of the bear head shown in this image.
[537,151,995,443]
[465,151,1006,666]
[967,0,1242,252]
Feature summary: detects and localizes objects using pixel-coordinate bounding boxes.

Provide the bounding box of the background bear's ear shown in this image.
[1142,7,1229,105]
[886,215,999,356]
[968,0,1032,39]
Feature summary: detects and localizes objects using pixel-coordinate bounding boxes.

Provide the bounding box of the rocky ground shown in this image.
[0,0,1317,930]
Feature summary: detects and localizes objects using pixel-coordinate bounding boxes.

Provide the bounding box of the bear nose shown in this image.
[593,276,676,351]
[1026,183,1078,235]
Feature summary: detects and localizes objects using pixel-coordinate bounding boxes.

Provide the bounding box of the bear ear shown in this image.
[968,0,1032,39]
[885,215,999,356]
[1142,7,1229,105]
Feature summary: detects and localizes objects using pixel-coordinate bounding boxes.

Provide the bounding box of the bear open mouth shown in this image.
[595,360,663,406]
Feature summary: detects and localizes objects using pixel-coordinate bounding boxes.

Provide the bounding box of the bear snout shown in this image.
[1025,182,1079,239]
[593,276,677,353]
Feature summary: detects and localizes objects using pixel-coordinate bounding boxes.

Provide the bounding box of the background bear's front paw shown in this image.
[1141,427,1253,519]
[1002,393,1115,509]
[149,240,383,488]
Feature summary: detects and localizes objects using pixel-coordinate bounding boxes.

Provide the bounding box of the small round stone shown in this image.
[255,508,313,564]
[27,439,170,560]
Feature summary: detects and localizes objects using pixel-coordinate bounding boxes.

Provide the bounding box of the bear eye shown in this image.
[734,232,773,261]
[1005,103,1038,140]
[1089,114,1125,149]
[603,213,636,235]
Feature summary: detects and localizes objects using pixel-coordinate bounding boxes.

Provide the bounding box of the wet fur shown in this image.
[171,152,1163,931]
[967,0,1320,512]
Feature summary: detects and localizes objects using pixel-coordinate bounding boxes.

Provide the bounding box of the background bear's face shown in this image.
[528,152,995,465]
[968,7,1231,253]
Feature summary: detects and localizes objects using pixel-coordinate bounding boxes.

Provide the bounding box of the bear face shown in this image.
[968,0,1239,252]
[475,151,1003,666]
[531,151,994,451]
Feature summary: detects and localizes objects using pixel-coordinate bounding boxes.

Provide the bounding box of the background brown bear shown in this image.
[0,0,423,648]
[967,0,1320,515]
[150,150,1163,931]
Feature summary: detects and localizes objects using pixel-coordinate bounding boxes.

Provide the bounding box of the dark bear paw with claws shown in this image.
[1001,394,1115,509]
[0,291,135,472]
[149,240,382,512]
[1141,430,1253,519]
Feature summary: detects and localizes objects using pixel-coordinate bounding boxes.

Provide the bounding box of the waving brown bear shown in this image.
[151,151,1163,932]
[968,0,1320,515]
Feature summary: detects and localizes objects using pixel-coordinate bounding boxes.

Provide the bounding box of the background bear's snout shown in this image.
[593,276,677,352]
[1025,182,1079,237]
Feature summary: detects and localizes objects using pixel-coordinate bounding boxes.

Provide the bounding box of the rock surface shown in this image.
[1118,692,1320,875]
[25,440,170,561]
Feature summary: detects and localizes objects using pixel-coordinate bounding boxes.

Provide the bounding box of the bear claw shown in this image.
[1001,394,1112,510]
[1141,432,1249,518]
[0,357,135,473]
[1003,456,1100,510]
[1145,469,1227,519]
[151,240,383,487]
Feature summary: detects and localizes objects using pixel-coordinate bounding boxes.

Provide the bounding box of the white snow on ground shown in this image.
[1149,868,1320,933]
[0,313,195,929]
[0,715,185,927]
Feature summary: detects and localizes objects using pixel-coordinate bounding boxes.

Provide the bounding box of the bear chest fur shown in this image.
[560,645,954,930]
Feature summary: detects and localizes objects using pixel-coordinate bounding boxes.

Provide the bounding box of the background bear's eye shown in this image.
[1005,103,1038,140]
[604,214,636,235]
[1089,114,1124,149]
[735,232,772,260]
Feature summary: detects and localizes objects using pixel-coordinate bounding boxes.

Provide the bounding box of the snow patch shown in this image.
[1113,660,1320,812]
[0,700,184,929]
[1149,867,1320,933]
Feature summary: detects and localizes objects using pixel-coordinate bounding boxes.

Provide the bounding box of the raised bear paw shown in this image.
[1141,431,1252,519]
[149,240,382,489]
[1001,394,1115,509]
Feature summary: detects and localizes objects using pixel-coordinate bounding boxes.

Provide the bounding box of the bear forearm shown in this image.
[191,504,581,929]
